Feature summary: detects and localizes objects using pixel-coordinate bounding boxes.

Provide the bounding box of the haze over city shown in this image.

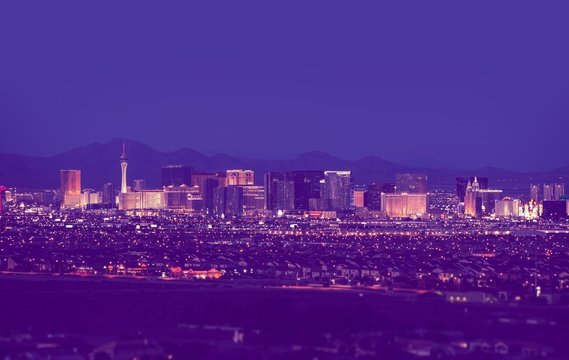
[1,2,569,170]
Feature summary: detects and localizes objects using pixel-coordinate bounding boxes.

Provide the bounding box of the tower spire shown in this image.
[120,141,128,193]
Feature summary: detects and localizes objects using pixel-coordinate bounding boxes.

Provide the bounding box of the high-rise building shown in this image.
[243,185,265,213]
[226,170,254,186]
[102,183,115,207]
[133,179,146,192]
[396,173,427,193]
[265,172,283,211]
[544,184,555,201]
[120,142,128,194]
[161,165,193,187]
[204,178,220,214]
[365,183,382,210]
[264,172,294,211]
[530,184,540,202]
[214,186,244,216]
[322,171,352,210]
[289,171,325,211]
[226,186,244,216]
[353,189,366,208]
[60,170,81,209]
[555,183,565,200]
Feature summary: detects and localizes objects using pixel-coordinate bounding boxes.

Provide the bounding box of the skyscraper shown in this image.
[120,142,128,194]
[161,165,193,187]
[555,183,565,200]
[322,171,352,210]
[353,189,366,208]
[264,172,283,211]
[396,173,427,193]
[243,185,265,213]
[60,170,82,209]
[289,170,325,211]
[204,178,220,213]
[102,183,115,207]
[365,182,382,211]
[226,185,244,216]
[214,186,244,216]
[544,184,555,201]
[264,172,294,211]
[530,184,540,202]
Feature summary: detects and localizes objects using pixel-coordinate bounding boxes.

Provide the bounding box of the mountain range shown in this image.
[0,138,567,195]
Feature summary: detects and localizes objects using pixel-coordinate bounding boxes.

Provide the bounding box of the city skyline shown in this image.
[2,3,569,359]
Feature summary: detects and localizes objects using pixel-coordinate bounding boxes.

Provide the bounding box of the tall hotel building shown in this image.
[322,171,353,210]
[60,170,81,208]
[226,170,254,186]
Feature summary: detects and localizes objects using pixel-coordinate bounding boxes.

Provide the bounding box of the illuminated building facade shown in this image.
[81,189,101,209]
[381,193,428,218]
[353,189,366,208]
[495,197,521,218]
[555,183,565,200]
[226,170,254,186]
[264,172,294,211]
[542,183,565,201]
[544,184,554,201]
[457,177,488,201]
[464,178,502,217]
[133,179,146,192]
[322,171,353,211]
[60,170,82,209]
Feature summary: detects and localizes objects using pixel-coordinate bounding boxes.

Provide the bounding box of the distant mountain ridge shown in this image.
[0,138,567,195]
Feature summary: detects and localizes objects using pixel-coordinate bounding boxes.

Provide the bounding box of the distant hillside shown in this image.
[0,138,567,196]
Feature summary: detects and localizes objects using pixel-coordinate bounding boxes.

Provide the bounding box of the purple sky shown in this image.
[1,1,568,171]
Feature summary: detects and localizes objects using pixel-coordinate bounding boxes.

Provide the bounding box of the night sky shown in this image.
[1,2,568,171]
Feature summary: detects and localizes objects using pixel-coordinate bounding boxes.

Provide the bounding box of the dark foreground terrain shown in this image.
[0,275,568,359]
